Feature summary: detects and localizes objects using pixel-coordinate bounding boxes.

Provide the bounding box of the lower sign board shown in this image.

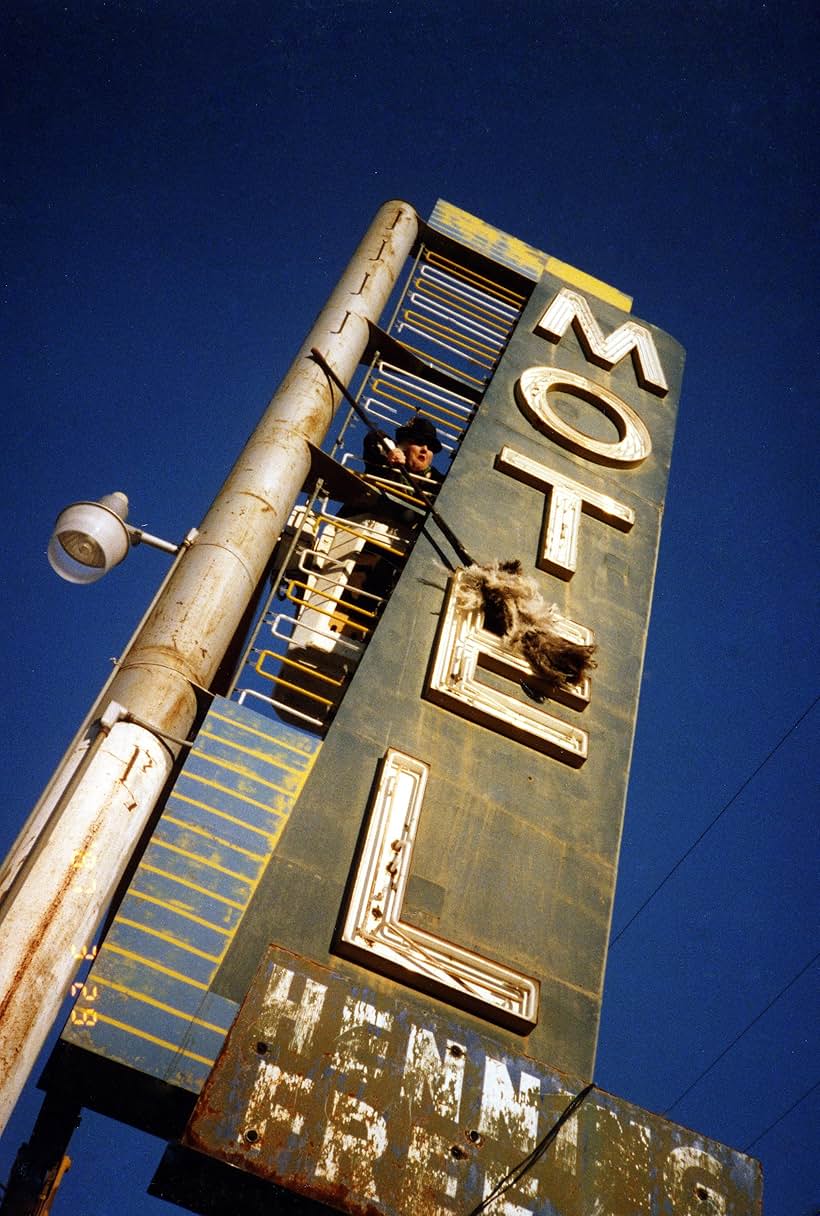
[166,945,761,1215]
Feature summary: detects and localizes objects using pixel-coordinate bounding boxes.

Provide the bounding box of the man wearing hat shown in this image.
[329,412,445,613]
[362,414,444,492]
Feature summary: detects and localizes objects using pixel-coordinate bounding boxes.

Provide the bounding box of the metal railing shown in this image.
[228,243,530,737]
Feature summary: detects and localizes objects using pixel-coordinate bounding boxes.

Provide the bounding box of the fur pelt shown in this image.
[456,560,596,692]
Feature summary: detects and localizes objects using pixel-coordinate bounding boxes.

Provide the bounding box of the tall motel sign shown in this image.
[0,201,761,1214]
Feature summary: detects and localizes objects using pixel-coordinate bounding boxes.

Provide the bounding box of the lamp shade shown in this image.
[48,494,131,584]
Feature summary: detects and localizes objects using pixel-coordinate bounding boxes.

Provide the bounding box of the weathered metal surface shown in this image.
[428,199,551,282]
[215,260,685,1084]
[181,945,761,1215]
[0,531,198,917]
[337,748,540,1033]
[59,697,318,1096]
[18,204,730,1214]
[0,201,417,1134]
[107,198,419,737]
[0,719,173,1131]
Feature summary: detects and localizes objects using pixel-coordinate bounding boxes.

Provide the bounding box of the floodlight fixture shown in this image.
[48,492,179,584]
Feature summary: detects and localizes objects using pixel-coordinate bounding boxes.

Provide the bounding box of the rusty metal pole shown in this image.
[0,200,419,1133]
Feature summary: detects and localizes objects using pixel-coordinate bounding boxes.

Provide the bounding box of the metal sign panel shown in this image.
[42,207,744,1216]
[176,945,761,1215]
[209,266,684,1086]
[56,215,682,1102]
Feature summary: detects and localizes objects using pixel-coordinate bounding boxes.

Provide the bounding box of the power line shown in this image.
[664,949,820,1114]
[610,694,819,947]
[744,1078,820,1152]
[466,1084,595,1216]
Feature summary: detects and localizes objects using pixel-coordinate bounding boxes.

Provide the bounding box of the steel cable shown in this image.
[466,1083,595,1216]
[664,949,820,1115]
[610,694,819,947]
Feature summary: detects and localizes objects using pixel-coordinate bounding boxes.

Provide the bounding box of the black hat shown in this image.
[395,415,442,452]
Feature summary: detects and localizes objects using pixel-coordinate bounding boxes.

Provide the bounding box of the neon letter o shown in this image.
[515,367,651,467]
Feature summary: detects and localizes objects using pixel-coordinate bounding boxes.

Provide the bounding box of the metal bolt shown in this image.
[450,1144,467,1160]
[255,1041,268,1055]
[244,1128,259,1144]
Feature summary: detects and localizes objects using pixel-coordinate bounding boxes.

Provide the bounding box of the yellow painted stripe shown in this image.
[115,917,223,964]
[283,578,379,620]
[412,277,511,333]
[87,1011,214,1066]
[94,976,227,1035]
[315,513,407,556]
[189,749,294,796]
[102,942,210,990]
[207,709,316,759]
[178,771,287,815]
[414,287,510,339]
[404,310,498,361]
[150,836,258,883]
[545,256,633,312]
[257,671,336,708]
[282,588,370,636]
[272,651,346,687]
[370,382,470,425]
[426,245,528,304]
[371,375,472,420]
[233,834,282,910]
[196,727,307,775]
[127,888,234,935]
[428,206,547,282]
[375,368,472,407]
[168,791,276,841]
[162,815,267,862]
[139,863,247,910]
[395,341,486,386]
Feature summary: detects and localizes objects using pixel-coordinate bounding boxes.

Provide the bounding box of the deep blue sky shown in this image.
[1,2,817,1213]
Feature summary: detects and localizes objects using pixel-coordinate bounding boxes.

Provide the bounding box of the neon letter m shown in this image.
[535,287,669,396]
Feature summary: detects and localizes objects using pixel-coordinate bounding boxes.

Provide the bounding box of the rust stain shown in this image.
[0,815,103,1039]
[183,1135,395,1216]
[175,946,761,1216]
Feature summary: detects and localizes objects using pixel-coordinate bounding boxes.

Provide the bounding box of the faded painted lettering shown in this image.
[261,963,326,1054]
[664,1146,728,1215]
[401,1026,466,1120]
[478,1058,541,1153]
[244,1060,314,1139]
[314,1091,388,1201]
[329,996,394,1084]
[186,951,761,1216]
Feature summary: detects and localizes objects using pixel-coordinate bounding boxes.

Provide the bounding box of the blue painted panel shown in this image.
[61,696,319,1094]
